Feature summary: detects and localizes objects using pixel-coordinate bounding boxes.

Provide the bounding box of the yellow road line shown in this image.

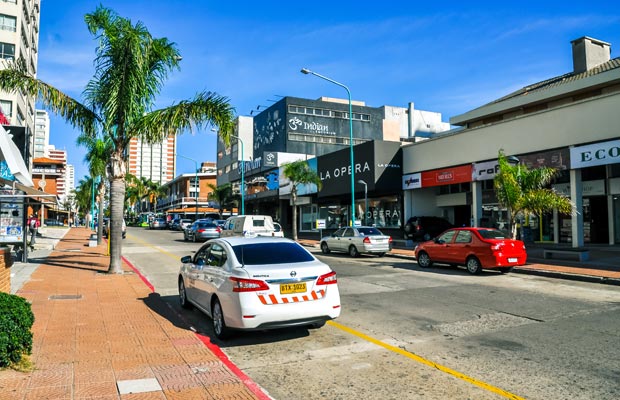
[134,234,523,399]
[327,320,524,400]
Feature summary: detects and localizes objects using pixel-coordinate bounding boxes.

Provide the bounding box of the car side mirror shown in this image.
[434,238,443,244]
[180,255,192,263]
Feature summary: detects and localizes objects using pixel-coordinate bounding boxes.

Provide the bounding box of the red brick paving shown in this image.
[0,228,264,400]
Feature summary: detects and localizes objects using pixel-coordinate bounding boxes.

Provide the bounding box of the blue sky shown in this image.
[37,1,620,181]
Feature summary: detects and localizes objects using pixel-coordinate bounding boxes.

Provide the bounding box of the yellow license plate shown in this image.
[280,282,307,294]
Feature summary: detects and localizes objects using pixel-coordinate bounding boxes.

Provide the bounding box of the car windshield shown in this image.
[478,229,508,239]
[232,242,315,265]
[357,227,382,236]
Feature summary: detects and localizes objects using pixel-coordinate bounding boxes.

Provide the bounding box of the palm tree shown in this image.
[282,160,322,240]
[494,150,575,240]
[0,6,235,273]
[143,179,166,213]
[206,183,235,218]
[73,176,97,227]
[78,135,112,244]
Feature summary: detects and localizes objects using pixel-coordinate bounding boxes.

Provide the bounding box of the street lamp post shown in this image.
[176,154,199,219]
[357,179,367,226]
[301,68,355,226]
[230,134,245,215]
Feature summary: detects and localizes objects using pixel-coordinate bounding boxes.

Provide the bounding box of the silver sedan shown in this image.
[320,226,392,257]
[184,221,221,242]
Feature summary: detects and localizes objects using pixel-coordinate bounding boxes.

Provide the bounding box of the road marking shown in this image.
[127,234,185,261]
[327,320,524,400]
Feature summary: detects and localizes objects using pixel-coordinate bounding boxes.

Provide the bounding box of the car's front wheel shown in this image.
[320,242,330,254]
[178,279,192,309]
[416,251,433,267]
[466,257,482,275]
[212,299,230,340]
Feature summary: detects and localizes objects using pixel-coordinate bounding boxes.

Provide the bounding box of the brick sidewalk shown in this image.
[0,228,268,400]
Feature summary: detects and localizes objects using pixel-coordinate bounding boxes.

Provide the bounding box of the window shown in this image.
[454,231,472,243]
[0,42,14,59]
[288,104,371,122]
[0,100,12,118]
[0,14,16,32]
[231,242,314,265]
[438,230,456,243]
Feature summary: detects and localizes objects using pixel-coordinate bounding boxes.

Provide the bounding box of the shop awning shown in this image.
[0,125,33,187]
[0,176,58,204]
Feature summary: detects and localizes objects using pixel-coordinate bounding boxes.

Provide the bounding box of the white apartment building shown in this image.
[127,135,176,185]
[33,108,49,158]
[0,0,40,167]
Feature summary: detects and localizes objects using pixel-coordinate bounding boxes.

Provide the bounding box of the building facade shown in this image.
[0,0,40,168]
[33,109,48,158]
[127,135,176,185]
[402,36,620,246]
[217,96,449,234]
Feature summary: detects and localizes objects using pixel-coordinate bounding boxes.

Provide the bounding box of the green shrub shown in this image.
[0,292,34,368]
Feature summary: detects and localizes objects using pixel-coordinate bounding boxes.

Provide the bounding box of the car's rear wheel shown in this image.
[192,234,196,243]
[416,251,433,267]
[178,279,192,309]
[348,245,359,257]
[320,242,330,254]
[466,257,482,275]
[212,299,230,340]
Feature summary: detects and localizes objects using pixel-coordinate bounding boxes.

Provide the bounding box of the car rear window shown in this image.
[357,227,382,236]
[478,229,508,239]
[199,222,217,228]
[232,242,315,265]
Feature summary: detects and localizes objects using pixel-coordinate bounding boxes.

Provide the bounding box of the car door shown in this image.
[428,229,457,263]
[201,243,230,307]
[329,228,346,252]
[191,244,212,308]
[449,230,473,264]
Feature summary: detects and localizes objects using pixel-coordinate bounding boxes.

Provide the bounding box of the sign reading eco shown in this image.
[570,139,620,169]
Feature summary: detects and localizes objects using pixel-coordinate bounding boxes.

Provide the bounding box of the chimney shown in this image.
[571,36,611,74]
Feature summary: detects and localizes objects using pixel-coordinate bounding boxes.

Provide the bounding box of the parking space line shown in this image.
[327,320,524,400]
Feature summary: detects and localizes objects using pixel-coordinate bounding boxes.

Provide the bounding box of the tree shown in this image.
[0,6,235,273]
[282,160,322,241]
[494,150,575,240]
[206,183,235,218]
[143,179,166,213]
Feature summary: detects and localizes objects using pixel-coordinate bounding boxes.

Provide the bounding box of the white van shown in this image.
[221,215,284,238]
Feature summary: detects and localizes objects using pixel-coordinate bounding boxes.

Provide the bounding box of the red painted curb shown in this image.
[121,255,271,399]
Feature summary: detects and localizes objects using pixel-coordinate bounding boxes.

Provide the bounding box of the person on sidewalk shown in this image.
[27,214,40,248]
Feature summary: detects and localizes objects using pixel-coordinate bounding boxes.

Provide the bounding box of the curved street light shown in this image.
[301,68,355,226]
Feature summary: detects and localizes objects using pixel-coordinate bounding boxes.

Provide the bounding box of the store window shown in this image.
[364,195,401,228]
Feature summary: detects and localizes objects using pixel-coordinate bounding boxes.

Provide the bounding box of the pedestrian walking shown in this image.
[27,214,40,247]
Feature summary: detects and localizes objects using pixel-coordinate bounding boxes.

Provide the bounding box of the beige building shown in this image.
[402,36,620,246]
[0,0,40,167]
[127,135,176,185]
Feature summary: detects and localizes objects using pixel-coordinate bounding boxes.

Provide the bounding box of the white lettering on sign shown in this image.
[288,117,336,136]
[570,139,620,168]
[320,162,371,180]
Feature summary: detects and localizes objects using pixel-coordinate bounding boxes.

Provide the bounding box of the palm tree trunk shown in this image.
[291,188,298,241]
[97,183,105,245]
[108,152,126,274]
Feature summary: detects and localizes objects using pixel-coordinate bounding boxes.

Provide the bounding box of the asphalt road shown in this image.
[122,226,620,400]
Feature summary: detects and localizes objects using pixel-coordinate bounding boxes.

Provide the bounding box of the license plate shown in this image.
[508,257,517,263]
[280,282,307,294]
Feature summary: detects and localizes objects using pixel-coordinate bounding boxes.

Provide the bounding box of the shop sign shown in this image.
[570,139,620,169]
[288,116,337,136]
[264,152,277,167]
[553,180,605,196]
[421,164,472,187]
[472,160,500,181]
[402,173,421,189]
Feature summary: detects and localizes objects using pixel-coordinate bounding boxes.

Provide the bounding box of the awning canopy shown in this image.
[0,176,58,204]
[0,125,33,187]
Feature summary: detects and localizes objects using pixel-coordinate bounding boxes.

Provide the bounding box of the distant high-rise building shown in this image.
[127,135,176,185]
[65,164,75,196]
[34,109,50,158]
[46,145,68,200]
[0,0,41,167]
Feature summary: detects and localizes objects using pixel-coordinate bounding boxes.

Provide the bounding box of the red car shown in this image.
[413,227,527,274]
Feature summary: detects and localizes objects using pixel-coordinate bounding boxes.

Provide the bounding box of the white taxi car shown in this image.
[178,237,341,339]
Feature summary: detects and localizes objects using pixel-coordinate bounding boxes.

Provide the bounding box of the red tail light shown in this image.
[197,229,205,233]
[363,236,371,244]
[230,277,269,292]
[388,236,393,243]
[316,271,337,285]
[216,227,222,233]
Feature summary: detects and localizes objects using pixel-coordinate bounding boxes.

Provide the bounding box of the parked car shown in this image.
[320,226,392,257]
[178,218,194,231]
[169,218,181,230]
[178,237,341,339]
[103,218,127,239]
[221,215,280,238]
[214,219,227,228]
[414,227,527,274]
[403,216,454,241]
[184,221,221,242]
[149,217,167,229]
